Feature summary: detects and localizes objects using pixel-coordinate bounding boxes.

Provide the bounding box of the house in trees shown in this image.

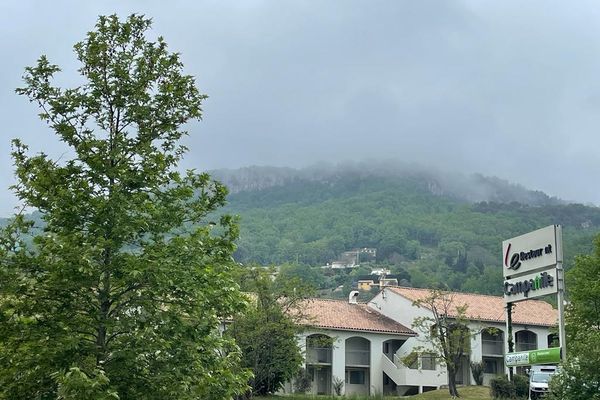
[291,287,557,396]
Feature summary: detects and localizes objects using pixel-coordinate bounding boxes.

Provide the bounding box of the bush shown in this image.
[490,374,529,399]
[293,369,312,394]
[490,375,515,399]
[470,361,484,385]
[513,374,529,399]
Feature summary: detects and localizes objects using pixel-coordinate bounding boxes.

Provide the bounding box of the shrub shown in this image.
[512,374,529,399]
[490,375,515,399]
[490,374,529,399]
[293,369,312,394]
[470,361,484,385]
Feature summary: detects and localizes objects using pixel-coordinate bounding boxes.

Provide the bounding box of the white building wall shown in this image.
[300,327,416,395]
[369,335,384,394]
[369,288,556,390]
[293,290,556,396]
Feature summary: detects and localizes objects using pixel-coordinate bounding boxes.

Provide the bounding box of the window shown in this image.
[383,342,389,353]
[516,330,537,352]
[483,358,498,374]
[347,370,365,385]
[421,354,436,370]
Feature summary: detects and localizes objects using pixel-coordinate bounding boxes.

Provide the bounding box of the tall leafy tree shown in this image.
[228,267,311,397]
[0,14,249,399]
[548,235,600,400]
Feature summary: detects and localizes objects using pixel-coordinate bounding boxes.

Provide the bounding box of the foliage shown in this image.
[228,267,310,396]
[547,235,600,400]
[54,368,119,400]
[5,168,600,295]
[278,263,326,289]
[210,169,600,295]
[0,14,249,399]
[489,374,528,400]
[548,359,600,400]
[489,375,515,399]
[292,369,312,394]
[254,385,493,399]
[411,288,474,398]
[512,374,529,399]
[470,361,484,385]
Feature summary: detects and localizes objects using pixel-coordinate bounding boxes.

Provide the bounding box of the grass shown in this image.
[409,386,492,399]
[255,385,492,400]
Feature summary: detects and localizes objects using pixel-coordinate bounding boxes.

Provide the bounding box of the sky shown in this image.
[1,1,600,216]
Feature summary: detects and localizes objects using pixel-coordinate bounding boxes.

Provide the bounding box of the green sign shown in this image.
[505,347,561,367]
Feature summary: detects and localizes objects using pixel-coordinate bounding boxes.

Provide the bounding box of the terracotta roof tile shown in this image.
[297,298,416,336]
[388,287,557,327]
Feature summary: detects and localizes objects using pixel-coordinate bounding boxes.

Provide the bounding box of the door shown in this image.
[316,367,331,395]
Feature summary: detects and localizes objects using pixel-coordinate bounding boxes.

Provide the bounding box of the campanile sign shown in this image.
[502,225,562,302]
[502,225,566,368]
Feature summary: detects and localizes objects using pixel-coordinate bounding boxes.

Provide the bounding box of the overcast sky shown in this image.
[2,1,600,216]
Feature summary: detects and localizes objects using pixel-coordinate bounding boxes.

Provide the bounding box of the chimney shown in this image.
[348,290,359,304]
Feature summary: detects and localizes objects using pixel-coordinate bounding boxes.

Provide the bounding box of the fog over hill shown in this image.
[211,161,566,207]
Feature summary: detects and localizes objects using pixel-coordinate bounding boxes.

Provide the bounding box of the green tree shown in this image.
[278,263,325,289]
[548,235,600,400]
[410,288,473,398]
[0,15,249,399]
[228,268,309,397]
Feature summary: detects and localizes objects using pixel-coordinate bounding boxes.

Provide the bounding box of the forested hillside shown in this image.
[3,163,598,296]
[213,164,600,295]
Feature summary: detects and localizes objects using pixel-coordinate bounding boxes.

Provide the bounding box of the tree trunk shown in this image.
[447,365,460,398]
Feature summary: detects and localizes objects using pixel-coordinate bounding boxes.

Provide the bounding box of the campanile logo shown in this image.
[504,243,521,271]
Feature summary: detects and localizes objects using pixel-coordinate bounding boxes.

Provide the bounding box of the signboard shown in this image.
[505,347,561,367]
[503,269,558,302]
[502,225,566,369]
[502,225,562,279]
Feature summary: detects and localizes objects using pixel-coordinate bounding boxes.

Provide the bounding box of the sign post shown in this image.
[502,225,565,377]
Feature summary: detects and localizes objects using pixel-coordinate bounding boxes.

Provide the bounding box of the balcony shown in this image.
[345,350,370,366]
[482,339,504,356]
[306,347,332,365]
[515,342,537,352]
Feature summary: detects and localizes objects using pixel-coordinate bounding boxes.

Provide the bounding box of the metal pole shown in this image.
[555,225,567,361]
[557,260,567,361]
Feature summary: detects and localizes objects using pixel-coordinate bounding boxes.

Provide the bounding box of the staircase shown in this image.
[380,354,446,387]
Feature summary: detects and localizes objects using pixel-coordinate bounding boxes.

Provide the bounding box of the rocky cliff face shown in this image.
[211,162,564,207]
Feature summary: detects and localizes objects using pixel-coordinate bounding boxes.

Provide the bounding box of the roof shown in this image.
[297,298,416,336]
[388,287,557,327]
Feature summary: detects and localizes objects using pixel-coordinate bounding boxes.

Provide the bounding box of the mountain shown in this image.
[212,163,600,295]
[212,161,564,207]
[3,162,598,296]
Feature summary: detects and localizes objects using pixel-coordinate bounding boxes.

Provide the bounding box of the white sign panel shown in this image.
[503,269,558,303]
[505,352,530,367]
[502,225,562,279]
